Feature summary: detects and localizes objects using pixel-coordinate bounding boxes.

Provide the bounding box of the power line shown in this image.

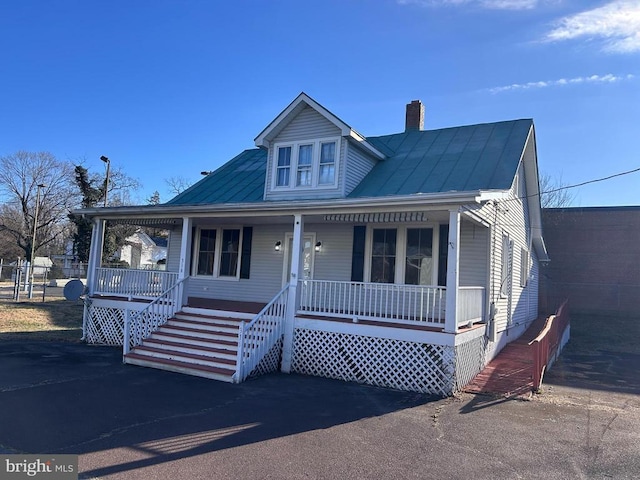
[500,165,640,205]
[539,166,640,197]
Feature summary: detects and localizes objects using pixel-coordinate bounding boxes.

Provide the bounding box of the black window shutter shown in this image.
[438,224,449,286]
[189,226,197,276]
[240,226,253,279]
[351,225,366,282]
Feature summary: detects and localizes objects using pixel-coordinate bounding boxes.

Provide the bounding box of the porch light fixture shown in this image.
[315,241,322,252]
[274,241,282,252]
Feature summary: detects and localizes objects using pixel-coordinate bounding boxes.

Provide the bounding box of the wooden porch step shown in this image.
[142,338,237,360]
[166,318,241,334]
[149,331,238,348]
[132,345,236,368]
[159,324,239,341]
[125,352,235,382]
[174,311,247,325]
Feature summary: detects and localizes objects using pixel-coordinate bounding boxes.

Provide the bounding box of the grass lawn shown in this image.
[0,284,84,342]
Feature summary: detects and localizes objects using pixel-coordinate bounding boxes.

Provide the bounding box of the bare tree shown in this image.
[165,176,194,196]
[68,164,141,262]
[0,151,76,262]
[539,172,575,208]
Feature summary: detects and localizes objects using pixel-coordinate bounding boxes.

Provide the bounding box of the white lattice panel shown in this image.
[454,335,487,391]
[292,328,455,396]
[85,305,124,345]
[248,336,283,378]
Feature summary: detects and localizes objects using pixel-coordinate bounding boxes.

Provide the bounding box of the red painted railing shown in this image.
[529,300,570,391]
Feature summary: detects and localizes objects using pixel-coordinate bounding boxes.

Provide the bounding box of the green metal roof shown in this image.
[166,119,532,206]
[350,119,532,198]
[166,149,267,206]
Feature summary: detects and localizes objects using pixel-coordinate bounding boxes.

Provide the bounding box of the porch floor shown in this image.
[187,297,267,314]
[297,313,453,333]
[464,315,548,398]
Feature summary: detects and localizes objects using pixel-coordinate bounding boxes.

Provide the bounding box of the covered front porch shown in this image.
[82,204,491,395]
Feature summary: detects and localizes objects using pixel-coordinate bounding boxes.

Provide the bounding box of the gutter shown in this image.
[74,190,500,220]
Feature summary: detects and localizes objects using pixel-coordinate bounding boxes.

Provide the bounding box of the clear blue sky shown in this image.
[1,0,638,206]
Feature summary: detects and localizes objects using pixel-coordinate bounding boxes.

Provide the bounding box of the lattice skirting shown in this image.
[85,304,125,345]
[292,328,456,396]
[248,336,284,379]
[454,335,488,391]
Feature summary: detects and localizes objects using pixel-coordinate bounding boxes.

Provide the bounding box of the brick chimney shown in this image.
[405,100,424,131]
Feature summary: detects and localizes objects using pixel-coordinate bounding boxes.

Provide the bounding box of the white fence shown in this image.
[94,268,178,298]
[299,280,446,327]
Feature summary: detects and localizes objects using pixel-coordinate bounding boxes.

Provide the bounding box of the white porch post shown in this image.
[178,217,192,305]
[281,213,303,373]
[86,218,104,296]
[445,209,460,333]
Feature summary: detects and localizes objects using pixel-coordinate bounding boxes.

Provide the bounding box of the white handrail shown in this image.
[95,268,178,298]
[235,284,289,383]
[123,277,187,356]
[457,286,485,328]
[299,280,446,327]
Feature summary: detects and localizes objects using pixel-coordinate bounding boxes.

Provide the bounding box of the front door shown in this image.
[282,233,315,286]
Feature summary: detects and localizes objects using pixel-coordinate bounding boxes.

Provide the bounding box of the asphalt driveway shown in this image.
[0,340,638,479]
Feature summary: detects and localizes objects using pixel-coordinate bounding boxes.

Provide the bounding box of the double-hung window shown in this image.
[319,141,336,185]
[194,227,243,279]
[404,228,433,285]
[371,228,397,283]
[272,137,339,190]
[197,229,217,276]
[276,147,292,187]
[367,226,437,285]
[296,144,313,186]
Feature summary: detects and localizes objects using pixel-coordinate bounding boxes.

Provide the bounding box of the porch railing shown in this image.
[299,280,446,327]
[458,286,486,328]
[94,268,178,298]
[123,277,187,355]
[529,300,570,391]
[234,284,289,383]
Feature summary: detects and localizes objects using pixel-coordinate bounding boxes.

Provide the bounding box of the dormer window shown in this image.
[272,137,340,190]
[276,146,292,187]
[319,141,336,185]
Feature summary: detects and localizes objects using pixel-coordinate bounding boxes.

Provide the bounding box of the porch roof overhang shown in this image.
[73,189,503,223]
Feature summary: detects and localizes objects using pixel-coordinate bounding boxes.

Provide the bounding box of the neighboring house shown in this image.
[115,231,167,270]
[76,93,548,395]
[540,206,640,316]
[52,240,86,278]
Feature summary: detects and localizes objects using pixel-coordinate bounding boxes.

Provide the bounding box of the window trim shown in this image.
[271,136,341,191]
[363,224,440,286]
[192,226,244,281]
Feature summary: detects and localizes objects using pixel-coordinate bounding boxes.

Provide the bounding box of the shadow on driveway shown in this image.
[0,341,433,478]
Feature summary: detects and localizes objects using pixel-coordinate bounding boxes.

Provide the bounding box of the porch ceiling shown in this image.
[105,209,458,227]
[107,218,182,228]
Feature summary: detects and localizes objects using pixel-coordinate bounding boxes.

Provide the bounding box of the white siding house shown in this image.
[76,93,548,396]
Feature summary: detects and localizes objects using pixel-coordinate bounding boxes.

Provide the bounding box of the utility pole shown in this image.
[28,183,46,299]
